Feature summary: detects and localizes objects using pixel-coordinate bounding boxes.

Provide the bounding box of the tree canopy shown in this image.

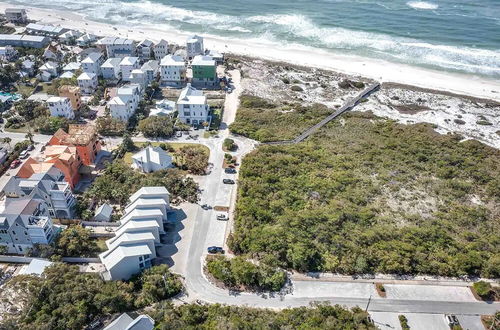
[138,116,175,138]
[230,112,500,277]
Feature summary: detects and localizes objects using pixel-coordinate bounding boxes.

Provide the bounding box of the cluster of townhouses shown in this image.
[1,7,222,127]
[99,187,170,280]
[0,123,102,254]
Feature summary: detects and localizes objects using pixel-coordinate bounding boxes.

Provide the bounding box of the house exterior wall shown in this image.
[101,66,120,80]
[48,98,75,119]
[58,86,81,111]
[160,64,185,86]
[77,75,98,94]
[108,254,152,281]
[177,103,210,126]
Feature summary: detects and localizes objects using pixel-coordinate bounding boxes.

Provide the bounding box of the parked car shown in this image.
[207,246,224,254]
[223,179,235,184]
[201,204,212,210]
[224,167,236,174]
[216,214,228,221]
[27,144,35,151]
[10,159,21,169]
[445,315,459,326]
[227,88,232,94]
[19,150,29,159]
[176,131,182,137]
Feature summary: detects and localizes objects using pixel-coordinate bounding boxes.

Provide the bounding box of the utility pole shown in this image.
[365,294,372,312]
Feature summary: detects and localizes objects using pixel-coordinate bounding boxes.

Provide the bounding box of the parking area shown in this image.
[292,281,376,298]
[385,284,476,302]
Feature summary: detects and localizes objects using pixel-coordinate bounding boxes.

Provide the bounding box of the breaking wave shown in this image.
[406,1,439,10]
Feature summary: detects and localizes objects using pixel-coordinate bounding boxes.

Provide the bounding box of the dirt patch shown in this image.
[375,283,387,298]
[394,104,431,114]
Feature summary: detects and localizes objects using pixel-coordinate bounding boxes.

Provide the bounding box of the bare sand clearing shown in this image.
[1,3,499,102]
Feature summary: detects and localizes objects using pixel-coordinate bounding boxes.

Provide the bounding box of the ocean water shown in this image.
[9,0,500,78]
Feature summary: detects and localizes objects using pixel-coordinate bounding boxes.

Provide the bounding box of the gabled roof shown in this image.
[138,39,154,48]
[95,203,112,219]
[156,39,168,47]
[160,55,184,66]
[100,243,152,269]
[62,62,81,71]
[101,57,121,68]
[105,230,155,251]
[77,72,96,80]
[177,83,206,105]
[128,186,170,204]
[120,57,139,66]
[141,60,159,71]
[82,52,102,63]
[191,55,215,66]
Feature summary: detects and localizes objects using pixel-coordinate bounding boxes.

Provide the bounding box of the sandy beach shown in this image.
[1,3,499,102]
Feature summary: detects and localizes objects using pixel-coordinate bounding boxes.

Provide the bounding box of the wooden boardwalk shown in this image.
[262,82,380,146]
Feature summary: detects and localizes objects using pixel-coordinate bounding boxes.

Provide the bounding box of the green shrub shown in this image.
[399,315,410,330]
[473,281,493,298]
[207,256,286,291]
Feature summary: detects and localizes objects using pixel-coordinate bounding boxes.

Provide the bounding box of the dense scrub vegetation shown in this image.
[82,161,199,208]
[206,255,286,291]
[229,95,331,142]
[0,264,182,330]
[229,112,500,277]
[149,302,376,329]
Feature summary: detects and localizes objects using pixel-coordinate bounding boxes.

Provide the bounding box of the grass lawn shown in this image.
[123,142,210,165]
[95,237,109,252]
[14,84,35,98]
[4,125,29,133]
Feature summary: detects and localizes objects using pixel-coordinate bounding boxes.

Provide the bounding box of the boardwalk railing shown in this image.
[261,82,380,146]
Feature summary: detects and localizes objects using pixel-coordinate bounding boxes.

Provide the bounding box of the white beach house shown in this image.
[177,83,210,126]
[141,60,160,85]
[153,39,168,60]
[109,84,141,122]
[47,96,75,119]
[131,146,173,173]
[119,57,140,82]
[101,57,122,80]
[160,55,186,87]
[186,35,204,59]
[97,37,136,58]
[77,72,98,94]
[81,52,104,76]
[137,39,154,60]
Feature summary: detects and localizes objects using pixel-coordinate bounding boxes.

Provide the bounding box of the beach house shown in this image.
[150,99,175,117]
[103,313,154,330]
[130,69,147,92]
[137,39,154,60]
[43,43,63,62]
[119,57,140,82]
[94,203,113,222]
[186,35,204,59]
[191,55,218,88]
[99,187,170,280]
[109,84,141,122]
[38,61,58,81]
[0,34,50,48]
[131,146,173,173]
[101,58,122,80]
[58,30,82,44]
[22,59,35,76]
[26,23,66,38]
[81,52,104,76]
[5,8,27,24]
[141,60,159,85]
[48,124,102,166]
[77,72,98,94]
[176,83,210,126]
[160,55,186,87]
[97,37,136,58]
[76,33,97,47]
[47,96,75,119]
[0,46,18,62]
[3,166,76,219]
[0,198,55,254]
[58,85,81,111]
[153,39,168,60]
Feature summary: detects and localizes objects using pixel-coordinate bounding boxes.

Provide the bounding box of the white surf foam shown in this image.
[407,1,439,10]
